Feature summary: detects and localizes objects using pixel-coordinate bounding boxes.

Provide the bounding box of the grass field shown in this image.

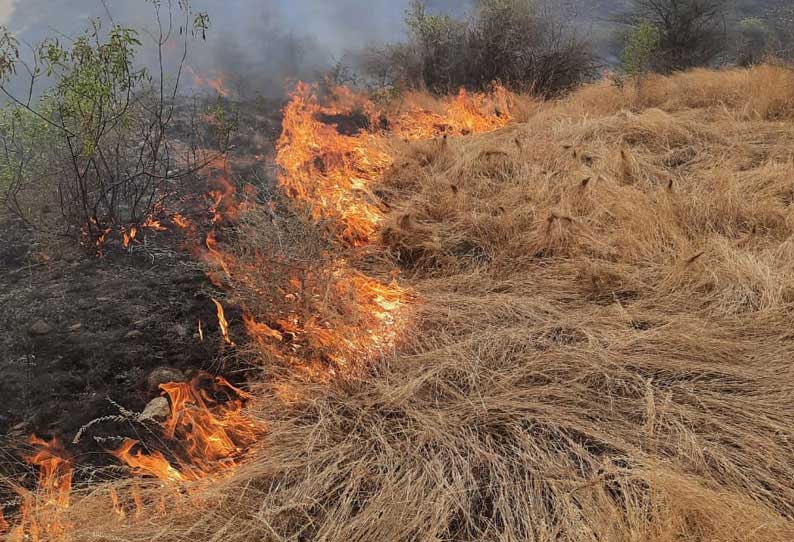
[17,64,794,542]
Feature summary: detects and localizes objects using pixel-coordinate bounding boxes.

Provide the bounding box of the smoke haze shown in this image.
[2,0,471,97]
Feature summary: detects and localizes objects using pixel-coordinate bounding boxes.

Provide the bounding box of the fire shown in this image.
[4,437,74,541]
[276,82,392,245]
[172,213,190,229]
[111,440,186,483]
[112,376,259,481]
[3,80,515,534]
[211,298,234,345]
[276,82,514,245]
[122,226,138,248]
[186,65,229,97]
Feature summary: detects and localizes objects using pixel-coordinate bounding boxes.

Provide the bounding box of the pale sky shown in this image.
[0,0,12,24]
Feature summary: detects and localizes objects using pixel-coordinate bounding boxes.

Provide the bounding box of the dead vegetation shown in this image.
[12,64,794,541]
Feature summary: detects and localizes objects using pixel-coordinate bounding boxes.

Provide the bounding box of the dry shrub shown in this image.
[55,64,794,541]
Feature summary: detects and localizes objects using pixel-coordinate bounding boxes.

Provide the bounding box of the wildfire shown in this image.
[3,80,515,536]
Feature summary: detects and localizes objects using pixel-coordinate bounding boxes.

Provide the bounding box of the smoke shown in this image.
[2,0,471,98]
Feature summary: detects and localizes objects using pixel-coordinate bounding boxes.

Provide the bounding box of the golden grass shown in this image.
[53,64,794,541]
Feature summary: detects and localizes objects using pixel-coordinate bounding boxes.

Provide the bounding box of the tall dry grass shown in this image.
[54,65,794,541]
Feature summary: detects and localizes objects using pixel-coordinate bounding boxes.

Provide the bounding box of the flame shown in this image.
[122,226,138,248]
[5,436,74,541]
[275,82,513,245]
[172,213,191,229]
[3,81,514,534]
[112,376,259,482]
[276,82,391,245]
[186,65,229,97]
[111,439,185,483]
[211,298,234,345]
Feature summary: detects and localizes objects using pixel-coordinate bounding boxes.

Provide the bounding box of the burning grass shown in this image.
[6,64,794,541]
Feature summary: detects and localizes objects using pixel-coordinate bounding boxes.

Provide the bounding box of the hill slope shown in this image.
[57,65,794,542]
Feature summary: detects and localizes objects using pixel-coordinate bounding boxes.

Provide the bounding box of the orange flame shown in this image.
[6,436,74,541]
[186,65,229,97]
[173,213,190,229]
[111,439,185,483]
[211,298,234,346]
[112,376,259,482]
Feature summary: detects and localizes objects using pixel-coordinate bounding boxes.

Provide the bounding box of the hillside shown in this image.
[7,64,785,542]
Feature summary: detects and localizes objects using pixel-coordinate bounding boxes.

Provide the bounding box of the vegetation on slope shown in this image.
[43,64,794,542]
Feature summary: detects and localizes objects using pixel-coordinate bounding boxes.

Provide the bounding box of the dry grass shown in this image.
[56,64,794,541]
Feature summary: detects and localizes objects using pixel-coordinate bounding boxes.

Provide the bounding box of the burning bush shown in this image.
[0,1,233,248]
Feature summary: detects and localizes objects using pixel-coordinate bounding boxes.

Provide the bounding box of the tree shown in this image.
[620,22,661,77]
[621,0,730,73]
[362,0,597,96]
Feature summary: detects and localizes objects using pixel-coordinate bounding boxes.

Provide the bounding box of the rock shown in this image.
[125,330,144,340]
[27,320,53,337]
[138,396,171,422]
[69,323,83,332]
[147,366,187,393]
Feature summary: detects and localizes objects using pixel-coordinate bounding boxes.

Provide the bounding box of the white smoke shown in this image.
[1,0,471,97]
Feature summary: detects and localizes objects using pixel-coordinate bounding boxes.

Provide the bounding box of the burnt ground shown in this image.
[0,219,234,441]
[0,97,283,470]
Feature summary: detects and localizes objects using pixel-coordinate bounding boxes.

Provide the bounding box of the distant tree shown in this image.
[621,0,730,72]
[767,2,794,59]
[733,17,774,66]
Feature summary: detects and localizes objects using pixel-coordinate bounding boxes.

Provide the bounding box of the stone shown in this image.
[138,396,171,422]
[124,330,144,340]
[27,320,53,337]
[147,366,187,393]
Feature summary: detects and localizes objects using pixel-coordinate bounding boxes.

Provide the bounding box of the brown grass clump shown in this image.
[55,65,794,541]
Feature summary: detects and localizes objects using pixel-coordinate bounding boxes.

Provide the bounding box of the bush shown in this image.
[0,2,233,245]
[361,0,597,96]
